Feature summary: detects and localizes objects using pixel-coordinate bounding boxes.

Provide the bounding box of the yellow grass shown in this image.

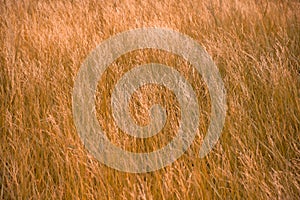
[1,0,299,199]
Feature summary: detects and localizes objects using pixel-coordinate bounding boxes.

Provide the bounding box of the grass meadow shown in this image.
[0,0,299,199]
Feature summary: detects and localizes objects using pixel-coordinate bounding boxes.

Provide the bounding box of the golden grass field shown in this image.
[1,0,300,199]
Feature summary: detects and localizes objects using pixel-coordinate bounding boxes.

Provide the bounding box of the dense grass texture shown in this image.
[0,0,299,199]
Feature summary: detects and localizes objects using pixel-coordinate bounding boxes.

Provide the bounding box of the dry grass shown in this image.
[1,0,300,199]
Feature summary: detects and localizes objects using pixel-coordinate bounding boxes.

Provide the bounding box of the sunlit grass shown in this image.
[0,0,299,199]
